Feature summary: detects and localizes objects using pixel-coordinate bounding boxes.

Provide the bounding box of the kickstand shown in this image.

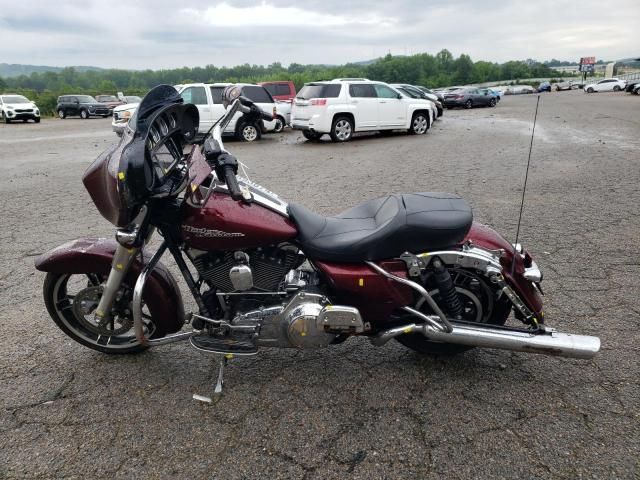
[193,354,233,403]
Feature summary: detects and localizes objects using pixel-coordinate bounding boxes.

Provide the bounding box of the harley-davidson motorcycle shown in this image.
[35,85,600,393]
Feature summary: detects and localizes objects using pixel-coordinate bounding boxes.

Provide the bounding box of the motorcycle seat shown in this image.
[288,192,473,263]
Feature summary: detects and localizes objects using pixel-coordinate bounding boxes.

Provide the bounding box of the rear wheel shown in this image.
[613,85,621,92]
[273,116,285,133]
[58,109,66,119]
[330,116,353,142]
[587,87,594,93]
[489,98,497,107]
[465,99,473,109]
[396,268,512,356]
[43,272,158,354]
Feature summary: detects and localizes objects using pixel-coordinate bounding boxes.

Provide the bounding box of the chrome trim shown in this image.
[418,245,503,276]
[147,331,196,346]
[133,242,168,344]
[365,261,452,333]
[373,322,600,359]
[523,261,542,283]
[94,243,138,323]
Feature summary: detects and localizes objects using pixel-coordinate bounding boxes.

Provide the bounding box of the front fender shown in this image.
[35,238,185,336]
[464,222,544,320]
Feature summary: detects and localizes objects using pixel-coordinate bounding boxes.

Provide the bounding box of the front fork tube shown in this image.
[94,243,138,324]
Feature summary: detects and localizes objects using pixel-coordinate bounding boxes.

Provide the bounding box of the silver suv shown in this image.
[291,79,435,142]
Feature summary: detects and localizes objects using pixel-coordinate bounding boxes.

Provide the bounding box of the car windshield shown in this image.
[99,95,118,102]
[77,95,97,103]
[297,84,341,99]
[125,96,141,103]
[2,95,30,104]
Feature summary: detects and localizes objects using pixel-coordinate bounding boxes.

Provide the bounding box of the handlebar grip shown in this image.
[260,109,274,122]
[223,165,242,200]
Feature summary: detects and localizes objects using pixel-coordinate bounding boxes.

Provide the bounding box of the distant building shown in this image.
[553,65,580,73]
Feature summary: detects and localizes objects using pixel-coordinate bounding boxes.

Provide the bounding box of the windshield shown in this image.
[2,95,30,104]
[77,95,98,103]
[297,84,341,99]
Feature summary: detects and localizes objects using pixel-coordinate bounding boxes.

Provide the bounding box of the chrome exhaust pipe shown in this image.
[373,323,600,359]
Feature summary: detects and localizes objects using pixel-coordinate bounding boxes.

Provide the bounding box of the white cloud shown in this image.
[181,2,397,28]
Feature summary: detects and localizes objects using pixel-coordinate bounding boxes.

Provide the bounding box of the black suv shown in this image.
[56,95,111,119]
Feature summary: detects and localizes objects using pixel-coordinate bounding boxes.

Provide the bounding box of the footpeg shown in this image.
[190,332,258,355]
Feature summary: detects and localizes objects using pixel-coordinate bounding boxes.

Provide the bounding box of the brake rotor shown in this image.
[72,286,134,336]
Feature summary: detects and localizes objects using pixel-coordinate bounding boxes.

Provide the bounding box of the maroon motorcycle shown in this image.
[36,85,599,393]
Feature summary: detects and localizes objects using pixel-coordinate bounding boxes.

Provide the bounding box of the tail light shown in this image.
[310,98,327,106]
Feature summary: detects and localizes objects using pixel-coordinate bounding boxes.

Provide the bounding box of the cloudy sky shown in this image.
[0,0,637,69]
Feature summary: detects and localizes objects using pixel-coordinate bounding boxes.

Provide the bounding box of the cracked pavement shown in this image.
[1,91,639,479]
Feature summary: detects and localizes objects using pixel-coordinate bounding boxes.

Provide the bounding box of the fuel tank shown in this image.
[181,190,297,251]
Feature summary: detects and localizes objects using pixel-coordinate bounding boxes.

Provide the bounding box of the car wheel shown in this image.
[465,99,473,109]
[409,112,429,135]
[4,116,10,124]
[80,109,89,119]
[237,121,261,142]
[330,116,353,142]
[587,87,594,93]
[613,85,621,92]
[302,130,322,141]
[489,98,497,107]
[58,109,66,119]
[273,116,285,133]
[35,118,41,123]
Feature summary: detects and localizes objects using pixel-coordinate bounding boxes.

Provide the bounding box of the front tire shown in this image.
[613,85,621,92]
[237,121,261,142]
[409,112,429,135]
[465,99,473,109]
[35,117,41,123]
[587,87,594,93]
[80,109,89,119]
[330,116,353,142]
[489,98,497,107]
[43,272,157,354]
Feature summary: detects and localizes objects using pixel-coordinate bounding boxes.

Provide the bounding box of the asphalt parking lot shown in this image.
[1,91,639,479]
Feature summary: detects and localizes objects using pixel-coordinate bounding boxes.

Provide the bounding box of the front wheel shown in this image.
[43,272,158,354]
[409,112,429,135]
[58,109,66,119]
[396,268,512,356]
[489,98,497,107]
[587,87,594,93]
[80,109,89,119]
[465,99,473,109]
[35,117,41,123]
[237,121,261,142]
[613,85,621,92]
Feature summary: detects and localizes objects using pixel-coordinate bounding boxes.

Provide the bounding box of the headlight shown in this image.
[35,109,40,115]
[122,110,132,119]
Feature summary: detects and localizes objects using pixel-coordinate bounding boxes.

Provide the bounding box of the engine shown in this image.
[188,245,366,349]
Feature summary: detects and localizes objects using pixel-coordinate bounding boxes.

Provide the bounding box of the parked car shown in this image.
[554,80,580,91]
[56,95,110,119]
[95,95,126,112]
[504,85,536,95]
[624,81,639,93]
[478,88,501,102]
[443,87,498,109]
[290,79,436,142]
[259,81,296,102]
[389,84,440,119]
[176,83,279,141]
[537,82,551,92]
[633,84,640,95]
[0,94,40,123]
[584,78,626,93]
[111,101,140,135]
[415,86,445,103]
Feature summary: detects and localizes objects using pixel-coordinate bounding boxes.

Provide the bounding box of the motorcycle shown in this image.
[35,85,600,394]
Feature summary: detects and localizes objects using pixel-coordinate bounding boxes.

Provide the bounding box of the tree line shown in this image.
[0,50,568,116]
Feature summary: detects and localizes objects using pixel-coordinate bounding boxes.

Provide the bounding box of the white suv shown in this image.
[291,79,436,142]
[176,83,281,141]
[583,78,626,93]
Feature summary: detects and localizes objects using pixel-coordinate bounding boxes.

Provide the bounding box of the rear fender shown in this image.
[35,238,185,336]
[463,222,544,320]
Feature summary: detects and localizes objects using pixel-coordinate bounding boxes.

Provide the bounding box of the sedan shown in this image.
[443,87,497,109]
[584,78,626,93]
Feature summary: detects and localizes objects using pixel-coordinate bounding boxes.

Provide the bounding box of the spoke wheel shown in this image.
[396,268,511,356]
[330,117,353,142]
[410,114,428,135]
[43,272,156,354]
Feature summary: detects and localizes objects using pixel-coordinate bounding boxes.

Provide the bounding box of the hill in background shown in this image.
[0,63,104,78]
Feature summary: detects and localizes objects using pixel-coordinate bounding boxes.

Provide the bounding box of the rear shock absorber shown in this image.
[431,258,463,319]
